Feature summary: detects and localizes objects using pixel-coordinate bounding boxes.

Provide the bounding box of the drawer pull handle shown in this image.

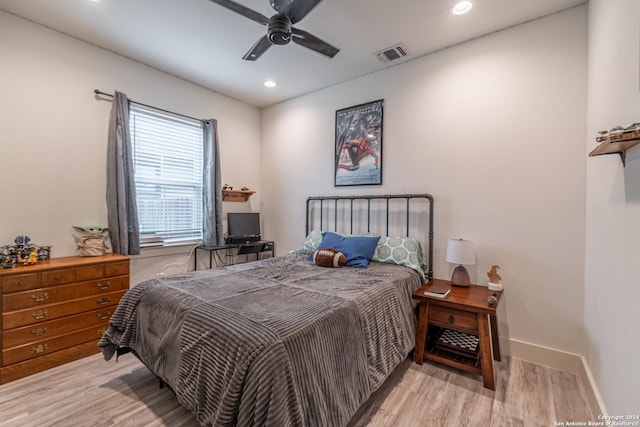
[32,344,48,354]
[97,311,111,320]
[97,327,107,335]
[97,297,111,305]
[32,310,48,320]
[31,327,48,336]
[97,282,111,290]
[18,280,24,286]
[31,292,49,302]
[54,275,60,281]
[448,315,455,324]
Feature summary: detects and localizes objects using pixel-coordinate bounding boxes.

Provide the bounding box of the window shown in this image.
[129,104,204,246]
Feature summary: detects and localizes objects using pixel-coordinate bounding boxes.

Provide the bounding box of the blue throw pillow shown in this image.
[318,232,380,268]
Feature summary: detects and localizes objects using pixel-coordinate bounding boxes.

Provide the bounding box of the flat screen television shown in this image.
[227,212,261,239]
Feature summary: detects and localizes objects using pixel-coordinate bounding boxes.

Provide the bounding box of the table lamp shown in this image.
[446,238,475,287]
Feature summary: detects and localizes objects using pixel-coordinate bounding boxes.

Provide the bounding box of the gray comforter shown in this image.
[98,253,421,427]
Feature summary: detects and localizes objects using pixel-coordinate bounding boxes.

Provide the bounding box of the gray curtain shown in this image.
[203,119,223,247]
[106,91,140,255]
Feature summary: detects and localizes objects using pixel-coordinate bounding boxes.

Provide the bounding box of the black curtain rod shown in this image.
[94,89,203,123]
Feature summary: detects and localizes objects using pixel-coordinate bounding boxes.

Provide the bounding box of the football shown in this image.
[313,248,347,268]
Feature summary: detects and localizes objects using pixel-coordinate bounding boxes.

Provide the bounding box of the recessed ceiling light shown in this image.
[452,1,473,15]
[264,80,277,88]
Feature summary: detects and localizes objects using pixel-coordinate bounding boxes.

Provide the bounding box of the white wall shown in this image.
[0,11,262,285]
[262,7,588,356]
[585,0,640,414]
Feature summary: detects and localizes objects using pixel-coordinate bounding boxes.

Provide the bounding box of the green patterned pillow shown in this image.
[372,236,427,282]
[289,230,323,254]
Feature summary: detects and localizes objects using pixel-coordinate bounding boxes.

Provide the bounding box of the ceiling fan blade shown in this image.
[242,35,272,61]
[291,27,339,58]
[208,0,268,25]
[283,0,323,25]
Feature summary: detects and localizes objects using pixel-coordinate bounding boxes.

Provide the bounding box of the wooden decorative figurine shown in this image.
[487,265,503,291]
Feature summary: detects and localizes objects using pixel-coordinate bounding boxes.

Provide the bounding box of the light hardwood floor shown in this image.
[0,353,595,427]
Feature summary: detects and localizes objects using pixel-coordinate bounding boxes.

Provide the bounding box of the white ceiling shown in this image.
[0,0,585,108]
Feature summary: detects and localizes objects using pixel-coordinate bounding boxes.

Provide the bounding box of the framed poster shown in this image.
[335,99,383,186]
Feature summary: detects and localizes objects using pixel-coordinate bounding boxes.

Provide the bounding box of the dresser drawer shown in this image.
[75,264,105,281]
[105,261,129,277]
[0,341,100,384]
[2,324,108,366]
[41,268,75,287]
[2,277,129,311]
[2,308,114,348]
[428,305,478,333]
[1,273,40,293]
[2,289,127,330]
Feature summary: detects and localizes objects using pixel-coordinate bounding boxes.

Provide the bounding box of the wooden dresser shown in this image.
[0,254,129,384]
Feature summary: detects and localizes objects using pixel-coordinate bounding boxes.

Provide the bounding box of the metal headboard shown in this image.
[305,193,434,280]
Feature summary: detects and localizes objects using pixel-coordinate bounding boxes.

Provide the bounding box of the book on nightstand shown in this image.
[423,281,451,298]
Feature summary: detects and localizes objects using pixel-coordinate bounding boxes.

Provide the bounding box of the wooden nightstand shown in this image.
[413,279,502,390]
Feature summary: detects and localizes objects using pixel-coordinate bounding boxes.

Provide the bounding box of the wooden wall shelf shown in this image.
[589,131,640,167]
[222,189,255,202]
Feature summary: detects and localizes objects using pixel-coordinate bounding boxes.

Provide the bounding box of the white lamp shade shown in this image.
[446,239,475,265]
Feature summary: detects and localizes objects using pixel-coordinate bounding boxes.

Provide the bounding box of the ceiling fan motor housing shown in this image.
[268,15,292,45]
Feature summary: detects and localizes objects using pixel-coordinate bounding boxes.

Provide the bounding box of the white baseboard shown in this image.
[500,337,606,416]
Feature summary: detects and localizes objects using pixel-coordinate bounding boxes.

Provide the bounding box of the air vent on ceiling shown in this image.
[374,43,408,63]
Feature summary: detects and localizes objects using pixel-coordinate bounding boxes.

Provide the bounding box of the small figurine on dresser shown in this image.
[1,255,15,268]
[28,247,39,264]
[0,235,52,268]
[18,248,38,266]
[37,246,51,261]
[487,265,504,292]
[0,246,17,268]
[14,235,30,247]
[72,225,112,256]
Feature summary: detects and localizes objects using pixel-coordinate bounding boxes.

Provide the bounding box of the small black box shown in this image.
[237,242,265,255]
[226,234,261,245]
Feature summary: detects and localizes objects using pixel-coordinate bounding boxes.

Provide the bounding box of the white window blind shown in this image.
[129,104,204,246]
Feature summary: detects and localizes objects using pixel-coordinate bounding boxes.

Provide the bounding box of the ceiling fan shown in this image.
[209,0,340,61]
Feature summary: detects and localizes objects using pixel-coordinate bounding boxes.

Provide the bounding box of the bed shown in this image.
[99,193,434,427]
